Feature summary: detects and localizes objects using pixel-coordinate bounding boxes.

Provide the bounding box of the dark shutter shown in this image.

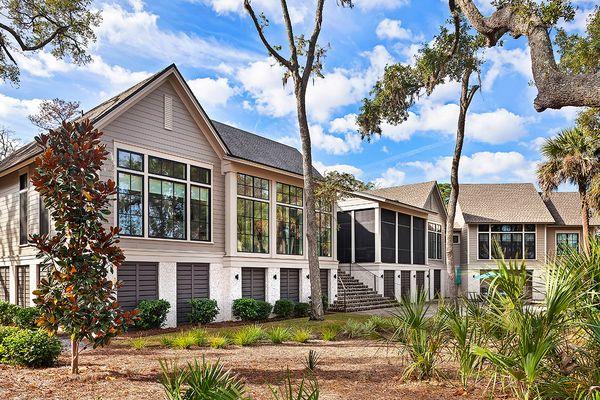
[413,217,426,265]
[242,267,265,301]
[433,269,441,298]
[280,268,300,302]
[354,209,375,263]
[398,214,411,264]
[337,212,352,263]
[381,209,396,263]
[416,271,425,297]
[16,265,29,307]
[118,262,159,311]
[0,266,9,302]
[320,269,329,297]
[176,263,210,324]
[400,270,411,300]
[384,270,395,298]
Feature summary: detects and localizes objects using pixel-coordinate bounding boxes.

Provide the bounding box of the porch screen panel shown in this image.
[381,209,396,263]
[354,209,375,263]
[337,212,352,263]
[397,213,411,264]
[412,217,426,265]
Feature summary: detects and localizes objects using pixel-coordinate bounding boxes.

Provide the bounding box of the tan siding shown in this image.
[427,191,446,268]
[546,226,582,257]
[101,80,225,255]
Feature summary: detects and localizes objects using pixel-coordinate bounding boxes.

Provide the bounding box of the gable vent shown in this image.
[164,94,173,130]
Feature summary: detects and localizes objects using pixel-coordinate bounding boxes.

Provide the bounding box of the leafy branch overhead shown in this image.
[0,0,101,84]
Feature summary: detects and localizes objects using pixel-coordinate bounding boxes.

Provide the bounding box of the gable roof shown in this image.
[543,191,600,226]
[457,183,555,224]
[0,64,312,177]
[364,181,439,211]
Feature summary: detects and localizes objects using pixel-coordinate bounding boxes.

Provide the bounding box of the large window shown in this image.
[276,183,303,255]
[317,201,332,257]
[478,224,536,260]
[556,232,579,255]
[428,222,443,260]
[237,174,269,253]
[116,148,212,242]
[19,173,28,245]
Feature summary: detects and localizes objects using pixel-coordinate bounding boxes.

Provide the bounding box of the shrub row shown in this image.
[134,298,220,329]
[232,298,310,322]
[0,326,61,367]
[0,301,41,330]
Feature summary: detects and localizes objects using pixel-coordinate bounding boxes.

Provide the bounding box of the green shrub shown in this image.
[135,299,171,330]
[321,325,340,341]
[292,328,311,343]
[267,326,290,344]
[273,299,295,318]
[232,325,264,346]
[342,319,374,338]
[367,316,396,333]
[209,335,229,349]
[130,337,148,349]
[1,329,61,367]
[322,295,329,311]
[190,329,209,346]
[189,298,219,325]
[170,333,196,350]
[13,307,41,330]
[0,301,18,326]
[232,299,272,321]
[160,336,174,347]
[294,302,310,317]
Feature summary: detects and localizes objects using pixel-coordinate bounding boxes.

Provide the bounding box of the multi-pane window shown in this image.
[428,222,443,260]
[39,197,50,236]
[148,178,186,239]
[237,174,269,253]
[117,172,144,236]
[317,201,332,257]
[478,224,536,260]
[276,183,303,255]
[19,173,28,245]
[116,148,212,242]
[556,232,579,255]
[148,155,186,180]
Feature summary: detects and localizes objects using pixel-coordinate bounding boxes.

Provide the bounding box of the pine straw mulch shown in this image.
[0,339,507,400]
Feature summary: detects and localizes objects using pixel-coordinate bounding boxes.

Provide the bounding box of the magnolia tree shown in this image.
[30,120,135,374]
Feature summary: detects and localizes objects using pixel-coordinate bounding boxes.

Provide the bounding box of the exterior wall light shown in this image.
[273,274,277,280]
[235,274,239,280]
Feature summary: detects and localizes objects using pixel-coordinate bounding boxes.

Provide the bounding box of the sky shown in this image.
[0,0,596,189]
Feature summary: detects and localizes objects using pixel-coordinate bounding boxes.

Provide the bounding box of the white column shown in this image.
[410,216,414,265]
[227,266,243,320]
[350,210,356,263]
[395,212,398,264]
[9,265,16,304]
[29,264,38,307]
[209,263,230,322]
[158,262,177,328]
[374,208,381,263]
[329,269,337,304]
[224,171,237,256]
[301,268,311,303]
[266,267,279,306]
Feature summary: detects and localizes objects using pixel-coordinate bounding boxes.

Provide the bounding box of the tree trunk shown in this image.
[71,337,79,374]
[294,83,324,321]
[579,183,590,255]
[445,68,478,302]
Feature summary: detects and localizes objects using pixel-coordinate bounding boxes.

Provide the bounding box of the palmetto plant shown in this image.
[537,126,600,253]
[269,369,319,400]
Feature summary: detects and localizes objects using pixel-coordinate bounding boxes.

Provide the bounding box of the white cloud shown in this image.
[482,47,532,91]
[404,151,538,183]
[199,0,308,24]
[0,93,44,140]
[314,161,363,177]
[330,114,358,133]
[96,2,257,72]
[520,136,547,152]
[85,56,152,92]
[467,108,529,144]
[560,7,595,32]
[376,19,417,41]
[374,167,406,187]
[354,0,410,10]
[188,77,237,107]
[310,124,362,155]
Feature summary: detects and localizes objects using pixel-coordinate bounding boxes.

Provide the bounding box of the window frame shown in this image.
[114,144,214,243]
[117,171,145,238]
[237,173,270,254]
[148,177,187,240]
[477,224,536,260]
[452,233,460,244]
[556,232,579,255]
[316,201,333,258]
[428,222,443,260]
[276,182,304,256]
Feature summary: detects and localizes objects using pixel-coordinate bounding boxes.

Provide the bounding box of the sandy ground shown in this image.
[0,339,498,400]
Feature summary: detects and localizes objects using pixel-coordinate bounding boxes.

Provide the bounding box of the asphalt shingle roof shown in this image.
[364,181,437,210]
[0,65,313,177]
[458,183,555,223]
[543,191,600,226]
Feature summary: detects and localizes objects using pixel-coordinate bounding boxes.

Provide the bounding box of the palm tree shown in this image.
[537,127,600,254]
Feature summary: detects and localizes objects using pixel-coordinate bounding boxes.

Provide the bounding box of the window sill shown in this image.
[119,236,215,245]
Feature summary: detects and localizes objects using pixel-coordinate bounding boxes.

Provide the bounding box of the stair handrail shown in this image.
[349,262,406,304]
[337,272,348,313]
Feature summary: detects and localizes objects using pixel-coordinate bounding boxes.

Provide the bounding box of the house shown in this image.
[455,183,600,299]
[0,64,338,327]
[336,181,449,303]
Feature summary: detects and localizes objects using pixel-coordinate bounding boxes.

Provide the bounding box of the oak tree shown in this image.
[28,98,81,130]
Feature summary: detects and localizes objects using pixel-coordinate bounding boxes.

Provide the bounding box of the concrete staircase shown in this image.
[329,270,398,312]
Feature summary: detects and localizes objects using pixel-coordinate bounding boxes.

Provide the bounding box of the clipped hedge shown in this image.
[232,299,272,321]
[273,299,295,318]
[13,307,41,330]
[135,299,171,330]
[294,302,310,317]
[0,301,18,326]
[0,329,61,367]
[189,298,220,325]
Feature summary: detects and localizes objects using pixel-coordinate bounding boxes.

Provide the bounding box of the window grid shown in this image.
[148,178,187,240]
[237,198,269,253]
[556,232,579,255]
[428,222,443,260]
[317,210,332,257]
[478,224,536,260]
[148,155,186,180]
[190,185,211,242]
[237,173,269,200]
[276,182,304,256]
[117,149,144,172]
[117,172,144,237]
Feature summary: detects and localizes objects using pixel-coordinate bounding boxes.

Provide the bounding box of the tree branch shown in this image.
[455,0,600,111]
[280,0,299,70]
[301,0,326,89]
[243,0,292,70]
[0,22,66,52]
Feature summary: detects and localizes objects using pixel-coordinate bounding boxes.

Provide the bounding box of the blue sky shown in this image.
[0,0,596,188]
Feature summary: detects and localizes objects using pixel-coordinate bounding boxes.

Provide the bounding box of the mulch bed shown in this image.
[0,339,503,400]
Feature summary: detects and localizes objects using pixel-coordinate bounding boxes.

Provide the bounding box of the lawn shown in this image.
[0,312,491,400]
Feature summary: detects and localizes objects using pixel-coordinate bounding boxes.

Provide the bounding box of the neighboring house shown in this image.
[0,64,338,327]
[336,181,448,302]
[455,183,600,300]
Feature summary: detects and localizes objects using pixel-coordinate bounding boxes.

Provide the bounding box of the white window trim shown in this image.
[555,231,580,255]
[236,173,271,254]
[114,143,214,244]
[476,224,537,261]
[427,222,443,260]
